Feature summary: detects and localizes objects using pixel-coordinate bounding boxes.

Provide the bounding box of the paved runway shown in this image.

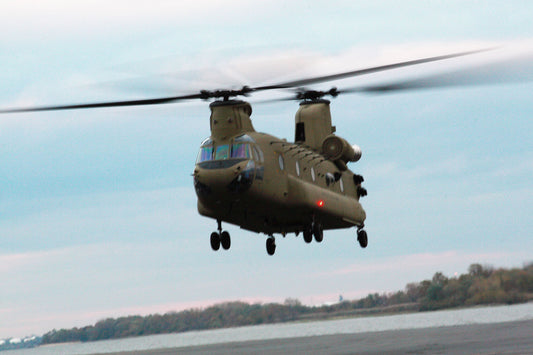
[97,319,533,355]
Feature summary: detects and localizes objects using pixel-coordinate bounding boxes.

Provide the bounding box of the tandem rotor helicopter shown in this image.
[0,49,499,255]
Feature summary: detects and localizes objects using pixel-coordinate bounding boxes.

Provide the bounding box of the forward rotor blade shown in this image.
[0,93,204,114]
[252,49,492,92]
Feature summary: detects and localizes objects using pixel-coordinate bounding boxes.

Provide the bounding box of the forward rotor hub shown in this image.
[200,86,253,101]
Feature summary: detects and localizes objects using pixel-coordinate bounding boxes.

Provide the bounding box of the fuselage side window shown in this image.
[340,177,344,192]
[295,161,300,176]
[215,145,229,160]
[278,155,284,170]
[311,167,316,181]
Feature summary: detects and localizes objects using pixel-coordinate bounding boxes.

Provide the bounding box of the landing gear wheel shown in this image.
[357,230,368,248]
[210,232,221,251]
[303,228,313,244]
[220,231,231,250]
[266,237,276,256]
[313,222,323,243]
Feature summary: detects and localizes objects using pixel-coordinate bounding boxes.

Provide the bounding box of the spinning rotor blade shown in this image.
[0,48,491,114]
[0,93,205,113]
[252,49,491,91]
[337,53,533,95]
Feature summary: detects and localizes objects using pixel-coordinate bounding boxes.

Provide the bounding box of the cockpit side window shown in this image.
[215,145,229,160]
[197,146,213,163]
[196,137,215,163]
[201,137,213,146]
[253,146,264,162]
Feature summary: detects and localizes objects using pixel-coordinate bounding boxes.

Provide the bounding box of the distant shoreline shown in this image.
[38,300,532,348]
[16,263,533,349]
[4,303,531,354]
[94,319,533,355]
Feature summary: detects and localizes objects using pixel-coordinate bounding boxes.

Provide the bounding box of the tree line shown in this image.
[41,262,533,344]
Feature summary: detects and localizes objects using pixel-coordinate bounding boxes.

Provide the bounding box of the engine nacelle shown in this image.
[322,134,362,163]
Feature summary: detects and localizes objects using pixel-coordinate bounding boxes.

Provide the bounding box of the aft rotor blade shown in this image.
[0,93,204,114]
[252,49,492,92]
[339,53,533,94]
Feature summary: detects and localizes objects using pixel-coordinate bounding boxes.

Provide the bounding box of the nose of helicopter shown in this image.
[193,159,254,198]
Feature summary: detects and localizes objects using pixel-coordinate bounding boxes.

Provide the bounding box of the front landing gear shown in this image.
[210,220,231,251]
[303,227,313,244]
[266,237,276,256]
[357,227,368,248]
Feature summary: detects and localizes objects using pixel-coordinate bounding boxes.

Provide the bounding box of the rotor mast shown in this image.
[294,99,335,152]
[209,100,255,140]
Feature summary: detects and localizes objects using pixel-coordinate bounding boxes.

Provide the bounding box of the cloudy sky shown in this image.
[1,0,532,338]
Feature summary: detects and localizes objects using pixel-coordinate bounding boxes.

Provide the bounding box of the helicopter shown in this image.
[0,49,499,255]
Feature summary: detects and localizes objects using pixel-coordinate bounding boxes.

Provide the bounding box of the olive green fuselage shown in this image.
[193,100,366,236]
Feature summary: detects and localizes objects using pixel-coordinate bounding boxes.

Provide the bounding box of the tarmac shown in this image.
[97,319,533,355]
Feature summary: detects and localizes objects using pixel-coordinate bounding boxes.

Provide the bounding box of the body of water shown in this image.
[8,302,533,355]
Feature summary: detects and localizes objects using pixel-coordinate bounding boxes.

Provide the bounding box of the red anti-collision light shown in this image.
[317,200,324,207]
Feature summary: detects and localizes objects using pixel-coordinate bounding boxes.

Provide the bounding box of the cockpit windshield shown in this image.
[196,135,255,164]
[215,145,229,160]
[231,143,252,159]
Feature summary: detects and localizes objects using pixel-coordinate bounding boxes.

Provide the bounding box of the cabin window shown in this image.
[278,155,285,170]
[231,143,252,159]
[311,167,316,181]
[295,161,300,176]
[197,146,213,163]
[340,177,344,192]
[325,172,335,186]
[215,145,229,160]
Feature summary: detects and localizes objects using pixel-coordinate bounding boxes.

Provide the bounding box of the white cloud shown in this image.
[328,250,530,279]
[490,156,533,178]
[0,0,256,38]
[0,186,202,248]
[0,250,61,273]
[366,155,469,182]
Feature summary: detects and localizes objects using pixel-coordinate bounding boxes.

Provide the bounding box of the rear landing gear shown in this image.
[357,228,368,248]
[210,220,231,251]
[303,221,323,244]
[313,221,323,243]
[210,232,221,251]
[266,237,276,256]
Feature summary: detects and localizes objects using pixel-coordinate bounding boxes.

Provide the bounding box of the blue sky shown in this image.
[1,1,532,338]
